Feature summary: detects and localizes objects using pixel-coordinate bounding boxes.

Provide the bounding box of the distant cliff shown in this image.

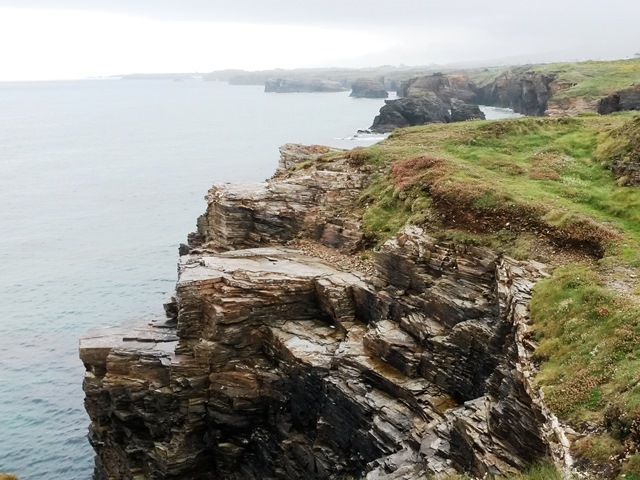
[369,58,640,128]
[265,77,347,93]
[350,77,389,98]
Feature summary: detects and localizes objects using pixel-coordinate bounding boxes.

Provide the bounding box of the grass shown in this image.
[432,462,566,479]
[362,115,640,257]
[0,475,18,480]
[472,58,640,108]
[352,112,640,476]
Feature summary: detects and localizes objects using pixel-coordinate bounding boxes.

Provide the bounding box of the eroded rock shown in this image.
[81,146,570,479]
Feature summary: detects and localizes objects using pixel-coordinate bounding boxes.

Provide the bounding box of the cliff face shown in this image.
[597,85,640,114]
[369,75,486,132]
[475,69,557,116]
[350,78,389,98]
[80,146,568,479]
[264,78,347,93]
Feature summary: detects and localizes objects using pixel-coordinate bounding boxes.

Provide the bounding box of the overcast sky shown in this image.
[0,0,638,80]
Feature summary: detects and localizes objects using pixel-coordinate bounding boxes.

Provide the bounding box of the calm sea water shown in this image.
[0,80,518,479]
[0,79,389,479]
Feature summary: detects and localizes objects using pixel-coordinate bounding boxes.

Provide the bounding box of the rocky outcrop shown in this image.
[265,78,347,93]
[597,85,640,114]
[369,94,451,133]
[368,73,486,132]
[190,144,374,254]
[450,99,486,122]
[475,69,557,116]
[369,95,485,133]
[81,146,569,479]
[397,74,477,103]
[350,77,389,98]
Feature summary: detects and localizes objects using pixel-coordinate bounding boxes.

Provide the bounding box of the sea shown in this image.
[0,78,520,479]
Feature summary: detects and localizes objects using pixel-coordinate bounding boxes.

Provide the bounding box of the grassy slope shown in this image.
[340,113,640,478]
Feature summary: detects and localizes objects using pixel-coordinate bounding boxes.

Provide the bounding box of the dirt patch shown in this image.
[287,239,376,278]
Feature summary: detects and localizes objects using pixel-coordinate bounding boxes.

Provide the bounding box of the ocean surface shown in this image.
[0,79,518,479]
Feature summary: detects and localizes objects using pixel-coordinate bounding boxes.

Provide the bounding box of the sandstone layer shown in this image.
[81,146,569,479]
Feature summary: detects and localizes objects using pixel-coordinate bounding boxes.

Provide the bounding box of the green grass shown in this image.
[432,462,566,479]
[363,115,640,256]
[353,112,640,475]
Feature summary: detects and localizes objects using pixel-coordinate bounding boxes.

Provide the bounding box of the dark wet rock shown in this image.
[369,94,451,133]
[450,98,486,122]
[597,85,640,114]
[475,68,557,116]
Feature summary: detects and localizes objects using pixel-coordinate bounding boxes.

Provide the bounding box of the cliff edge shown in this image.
[81,114,640,479]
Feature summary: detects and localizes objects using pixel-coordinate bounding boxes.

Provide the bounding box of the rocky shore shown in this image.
[80,144,570,479]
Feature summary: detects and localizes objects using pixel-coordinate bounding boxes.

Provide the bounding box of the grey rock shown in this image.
[597,85,640,114]
[450,98,486,122]
[398,73,477,103]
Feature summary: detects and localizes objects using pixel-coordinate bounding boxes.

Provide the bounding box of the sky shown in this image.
[0,0,639,81]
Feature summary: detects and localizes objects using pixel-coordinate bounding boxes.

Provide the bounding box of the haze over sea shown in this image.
[0,79,518,479]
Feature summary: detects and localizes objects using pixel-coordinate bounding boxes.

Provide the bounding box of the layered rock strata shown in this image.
[81,147,568,479]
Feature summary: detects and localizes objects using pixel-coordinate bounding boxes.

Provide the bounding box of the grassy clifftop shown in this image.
[470,58,640,112]
[532,58,640,102]
[341,113,640,478]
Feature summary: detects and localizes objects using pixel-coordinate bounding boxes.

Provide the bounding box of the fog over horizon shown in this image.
[0,0,639,80]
